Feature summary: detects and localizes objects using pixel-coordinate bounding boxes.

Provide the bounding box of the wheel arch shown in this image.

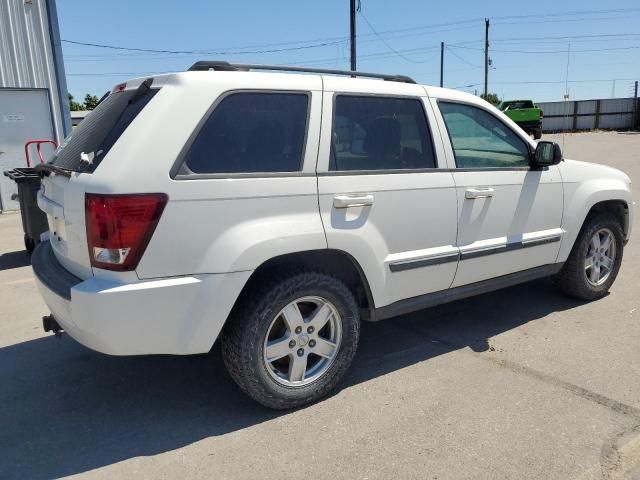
[230,249,376,322]
[558,195,631,263]
[584,199,629,236]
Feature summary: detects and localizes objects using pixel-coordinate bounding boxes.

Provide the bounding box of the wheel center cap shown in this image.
[298,333,309,346]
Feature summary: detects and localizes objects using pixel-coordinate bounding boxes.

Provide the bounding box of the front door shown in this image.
[434,100,563,287]
[317,80,459,309]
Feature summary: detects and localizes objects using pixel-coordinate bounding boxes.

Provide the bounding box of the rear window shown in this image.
[49,84,158,172]
[331,95,436,171]
[501,100,534,109]
[181,91,309,175]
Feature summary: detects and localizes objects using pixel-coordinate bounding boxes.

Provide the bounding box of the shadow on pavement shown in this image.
[0,278,584,479]
[0,250,29,271]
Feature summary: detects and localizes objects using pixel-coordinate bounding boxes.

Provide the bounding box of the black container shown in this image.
[3,168,49,253]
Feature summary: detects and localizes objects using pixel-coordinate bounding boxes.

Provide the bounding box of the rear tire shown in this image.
[553,213,624,300]
[533,128,542,140]
[222,270,360,409]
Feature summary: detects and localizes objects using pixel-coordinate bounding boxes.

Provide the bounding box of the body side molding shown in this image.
[374,263,563,321]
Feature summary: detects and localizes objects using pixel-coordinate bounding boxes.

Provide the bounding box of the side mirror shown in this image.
[533,141,562,167]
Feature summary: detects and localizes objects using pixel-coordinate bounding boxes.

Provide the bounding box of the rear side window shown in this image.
[49,84,158,172]
[183,92,309,174]
[331,95,436,171]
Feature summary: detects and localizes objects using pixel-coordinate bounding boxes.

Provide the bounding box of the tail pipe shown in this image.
[42,315,64,337]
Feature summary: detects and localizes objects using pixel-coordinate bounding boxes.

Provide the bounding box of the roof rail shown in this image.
[187,61,416,84]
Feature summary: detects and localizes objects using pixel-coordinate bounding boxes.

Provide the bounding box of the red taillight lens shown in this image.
[85,193,168,271]
[111,82,126,93]
[540,110,544,117]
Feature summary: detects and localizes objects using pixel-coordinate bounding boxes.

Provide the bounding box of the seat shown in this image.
[363,117,402,170]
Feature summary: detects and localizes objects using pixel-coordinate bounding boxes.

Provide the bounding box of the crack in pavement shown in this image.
[383,320,640,479]
[388,321,640,421]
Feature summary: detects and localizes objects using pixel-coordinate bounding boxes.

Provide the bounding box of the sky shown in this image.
[57,0,640,103]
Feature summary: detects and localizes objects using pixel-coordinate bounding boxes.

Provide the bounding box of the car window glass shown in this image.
[331,95,436,171]
[49,87,158,172]
[439,102,530,168]
[184,92,308,174]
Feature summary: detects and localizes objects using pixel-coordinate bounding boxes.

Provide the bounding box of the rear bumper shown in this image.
[514,120,542,131]
[31,241,252,355]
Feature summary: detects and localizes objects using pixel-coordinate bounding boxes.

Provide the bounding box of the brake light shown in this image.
[112,82,126,93]
[85,193,167,271]
[540,110,544,117]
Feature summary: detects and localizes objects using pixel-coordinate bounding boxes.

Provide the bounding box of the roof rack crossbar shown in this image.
[188,61,416,84]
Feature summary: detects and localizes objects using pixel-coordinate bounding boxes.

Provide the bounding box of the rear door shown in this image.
[432,98,563,287]
[317,77,458,309]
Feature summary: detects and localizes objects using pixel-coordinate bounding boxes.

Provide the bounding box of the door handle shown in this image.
[465,187,494,199]
[333,194,375,208]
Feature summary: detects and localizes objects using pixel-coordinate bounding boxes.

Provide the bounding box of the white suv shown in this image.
[32,62,633,409]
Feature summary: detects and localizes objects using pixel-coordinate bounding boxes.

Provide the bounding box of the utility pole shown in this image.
[350,0,357,71]
[634,80,639,130]
[440,42,444,87]
[484,18,490,98]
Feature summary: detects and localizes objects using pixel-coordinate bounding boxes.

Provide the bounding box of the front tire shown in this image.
[222,270,360,409]
[553,213,624,300]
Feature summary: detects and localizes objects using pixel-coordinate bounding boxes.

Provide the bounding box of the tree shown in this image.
[68,93,83,111]
[480,93,501,105]
[83,94,99,110]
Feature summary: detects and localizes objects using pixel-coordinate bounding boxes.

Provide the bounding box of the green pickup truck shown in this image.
[498,100,543,139]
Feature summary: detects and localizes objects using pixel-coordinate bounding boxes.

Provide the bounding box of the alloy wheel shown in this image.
[585,228,616,286]
[263,296,342,386]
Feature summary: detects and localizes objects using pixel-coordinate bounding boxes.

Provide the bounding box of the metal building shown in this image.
[0,0,70,211]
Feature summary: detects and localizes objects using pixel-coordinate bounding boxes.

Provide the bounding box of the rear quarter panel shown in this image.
[113,72,328,278]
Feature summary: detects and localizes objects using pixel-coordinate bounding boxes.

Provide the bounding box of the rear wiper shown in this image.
[128,77,153,104]
[35,163,73,178]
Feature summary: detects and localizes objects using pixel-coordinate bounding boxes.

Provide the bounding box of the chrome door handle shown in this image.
[333,194,375,208]
[465,187,494,199]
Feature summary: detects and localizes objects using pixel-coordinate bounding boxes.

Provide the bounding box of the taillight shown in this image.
[85,193,168,271]
[111,82,126,94]
[540,110,544,117]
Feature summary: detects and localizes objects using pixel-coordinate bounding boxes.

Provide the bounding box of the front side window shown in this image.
[331,95,436,171]
[184,92,309,174]
[439,102,530,168]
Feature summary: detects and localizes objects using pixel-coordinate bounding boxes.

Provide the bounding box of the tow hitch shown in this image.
[43,315,64,337]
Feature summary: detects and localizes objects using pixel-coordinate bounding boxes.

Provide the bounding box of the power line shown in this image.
[445,45,482,68]
[358,10,435,63]
[493,13,640,26]
[61,20,482,56]
[61,38,347,55]
[453,77,640,89]
[490,33,640,43]
[490,7,640,21]
[450,44,640,54]
[63,25,480,62]
[61,7,640,58]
